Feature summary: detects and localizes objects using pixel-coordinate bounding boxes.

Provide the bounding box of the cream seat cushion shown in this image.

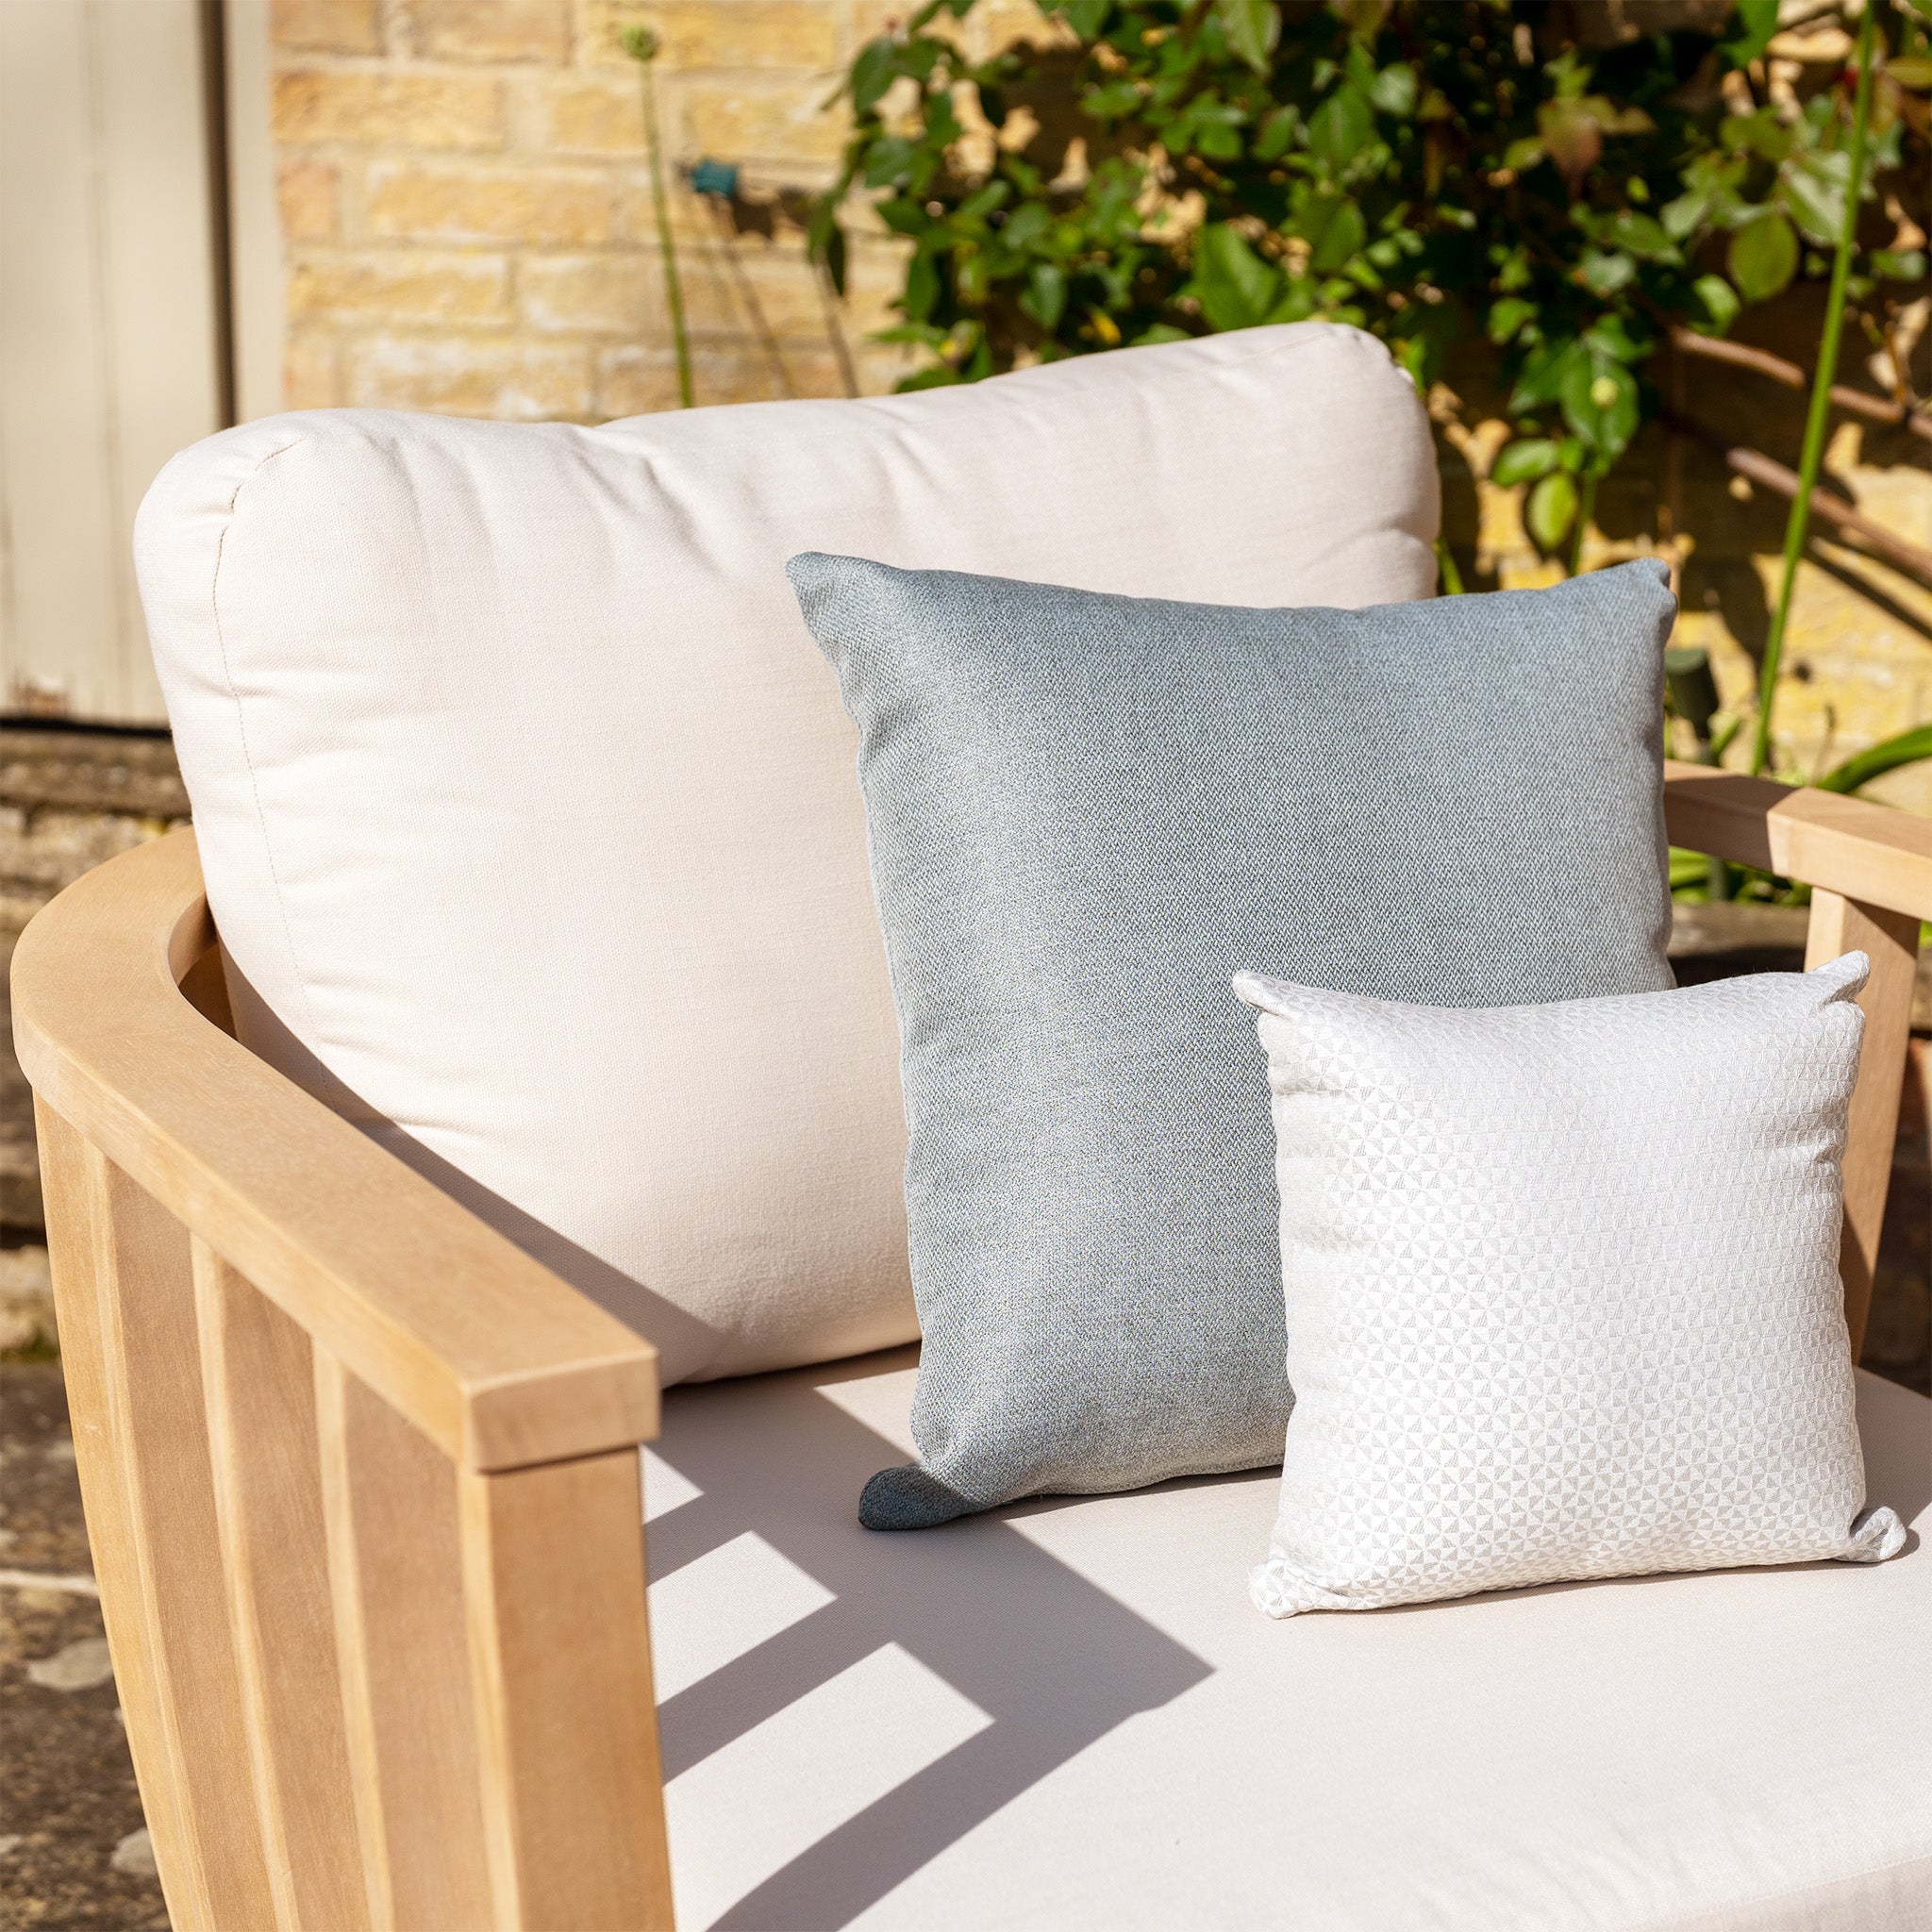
[133,323,1438,1385]
[647,1352,1932,1930]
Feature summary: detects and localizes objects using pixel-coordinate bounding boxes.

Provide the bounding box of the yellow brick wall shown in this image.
[269,0,929,415]
[266,0,1932,805]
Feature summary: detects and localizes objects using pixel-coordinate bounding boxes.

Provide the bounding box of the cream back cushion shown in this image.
[134,324,1439,1382]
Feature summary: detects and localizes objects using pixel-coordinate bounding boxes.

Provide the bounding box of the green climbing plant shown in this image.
[810,0,1929,574]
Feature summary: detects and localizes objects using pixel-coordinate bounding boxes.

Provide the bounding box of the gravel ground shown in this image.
[1,1361,168,1929]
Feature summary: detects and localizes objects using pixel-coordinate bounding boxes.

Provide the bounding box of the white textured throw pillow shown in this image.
[1234,953,1905,1620]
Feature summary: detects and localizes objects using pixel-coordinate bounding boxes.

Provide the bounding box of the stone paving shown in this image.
[1,1361,167,1928]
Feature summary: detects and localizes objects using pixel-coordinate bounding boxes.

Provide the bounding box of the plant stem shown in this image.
[639,53,694,409]
[1435,538,1465,595]
[1567,473,1597,577]
[1748,2,1876,776]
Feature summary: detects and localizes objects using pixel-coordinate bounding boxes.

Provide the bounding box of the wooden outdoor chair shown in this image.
[17,761,1932,1931]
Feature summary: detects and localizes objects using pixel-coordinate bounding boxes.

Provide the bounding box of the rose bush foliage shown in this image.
[811,0,1930,558]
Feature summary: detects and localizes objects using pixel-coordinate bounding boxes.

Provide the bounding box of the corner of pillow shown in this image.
[1843,1503,1907,1564]
[858,1463,982,1531]
[783,549,834,598]
[1624,553,1678,627]
[1248,1557,1316,1619]
[1231,970,1278,1015]
[1812,949,1872,1002]
[785,550,863,658]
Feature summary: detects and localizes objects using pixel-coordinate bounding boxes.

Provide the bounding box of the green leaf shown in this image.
[1001,200,1049,249]
[1660,189,1708,242]
[1307,86,1373,171]
[1019,261,1068,330]
[1728,210,1798,304]
[851,37,900,115]
[1721,0,1779,69]
[1815,725,1932,795]
[1216,0,1280,75]
[1503,136,1546,174]
[1723,108,1792,165]
[1510,337,1588,413]
[1255,105,1299,159]
[820,221,848,294]
[862,137,919,189]
[1581,314,1645,363]
[1082,76,1143,119]
[1874,249,1929,281]
[1368,62,1418,118]
[1487,296,1536,344]
[1537,97,1602,182]
[1560,355,1639,460]
[1059,0,1112,38]
[1782,149,1851,246]
[1670,845,1713,892]
[1525,470,1579,551]
[1196,109,1246,161]
[875,197,929,237]
[1298,193,1367,275]
[1578,250,1636,295]
[903,249,941,321]
[1609,210,1674,259]
[1131,323,1192,346]
[957,180,1010,223]
[1191,223,1284,331]
[1693,273,1740,332]
[1491,438,1561,487]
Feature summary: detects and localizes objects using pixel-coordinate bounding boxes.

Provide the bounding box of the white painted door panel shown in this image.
[1,0,225,724]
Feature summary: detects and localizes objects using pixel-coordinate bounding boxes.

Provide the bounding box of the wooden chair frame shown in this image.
[15,761,1932,1932]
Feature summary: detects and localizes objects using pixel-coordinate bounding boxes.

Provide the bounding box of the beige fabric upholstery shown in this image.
[133,323,1438,1386]
[647,1355,1932,1930]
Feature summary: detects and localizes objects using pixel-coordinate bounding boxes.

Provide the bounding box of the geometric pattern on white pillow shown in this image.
[1234,952,1905,1619]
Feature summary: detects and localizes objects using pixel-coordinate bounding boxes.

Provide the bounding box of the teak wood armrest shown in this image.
[1663,758,1932,923]
[14,781,1926,1932]
[13,827,658,1474]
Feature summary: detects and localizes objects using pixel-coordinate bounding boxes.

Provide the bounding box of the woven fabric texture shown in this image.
[790,553,1677,1528]
[1237,953,1905,1618]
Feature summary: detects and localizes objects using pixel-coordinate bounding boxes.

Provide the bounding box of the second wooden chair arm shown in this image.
[1663,759,1932,922]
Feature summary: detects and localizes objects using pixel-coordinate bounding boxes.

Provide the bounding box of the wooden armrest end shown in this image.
[1663,759,1932,923]
[12,828,658,1473]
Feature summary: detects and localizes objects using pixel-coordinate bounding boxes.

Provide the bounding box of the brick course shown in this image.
[268,0,917,419]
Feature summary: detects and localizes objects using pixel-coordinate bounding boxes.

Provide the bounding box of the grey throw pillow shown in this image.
[788,553,1675,1529]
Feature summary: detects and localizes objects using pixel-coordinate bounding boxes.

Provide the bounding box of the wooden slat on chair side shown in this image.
[1804,892,1921,1358]
[73,1135,277,1929]
[459,1451,675,1932]
[315,1351,497,1932]
[195,1241,371,1932]
[35,1098,202,1918]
